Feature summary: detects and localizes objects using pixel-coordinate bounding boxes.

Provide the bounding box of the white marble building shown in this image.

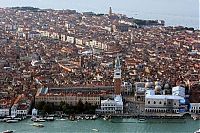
[0,108,10,117]
[98,95,123,114]
[190,103,200,114]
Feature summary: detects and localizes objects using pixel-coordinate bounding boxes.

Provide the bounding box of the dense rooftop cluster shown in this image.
[0,7,199,113]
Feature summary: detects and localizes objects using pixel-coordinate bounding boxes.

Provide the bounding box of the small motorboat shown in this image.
[103,115,111,120]
[192,115,199,120]
[30,123,44,127]
[139,118,146,121]
[92,129,99,132]
[43,117,54,121]
[6,120,18,123]
[57,118,66,121]
[194,129,200,133]
[2,130,14,133]
[85,115,90,120]
[33,118,46,122]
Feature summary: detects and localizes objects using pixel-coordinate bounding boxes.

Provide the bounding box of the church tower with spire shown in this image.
[109,7,112,16]
[114,55,121,95]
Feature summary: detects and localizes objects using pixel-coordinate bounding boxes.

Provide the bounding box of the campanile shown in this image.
[114,55,121,95]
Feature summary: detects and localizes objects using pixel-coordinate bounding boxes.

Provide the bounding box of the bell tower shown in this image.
[114,55,121,95]
[109,7,112,16]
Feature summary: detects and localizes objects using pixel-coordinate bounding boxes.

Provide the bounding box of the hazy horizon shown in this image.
[0,0,199,28]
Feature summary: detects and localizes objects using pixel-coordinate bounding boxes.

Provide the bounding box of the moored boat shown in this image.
[33,118,46,122]
[6,120,18,123]
[69,115,75,121]
[43,117,54,121]
[85,115,90,120]
[192,115,200,120]
[92,115,98,120]
[103,114,111,120]
[2,130,14,133]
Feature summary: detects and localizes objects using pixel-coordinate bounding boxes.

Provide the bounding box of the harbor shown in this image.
[0,117,199,133]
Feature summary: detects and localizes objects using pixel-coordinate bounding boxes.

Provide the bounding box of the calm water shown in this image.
[0,0,199,29]
[0,118,199,133]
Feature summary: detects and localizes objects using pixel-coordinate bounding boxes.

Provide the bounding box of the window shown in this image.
[154,101,156,104]
[159,101,162,104]
[148,101,150,104]
[164,102,166,105]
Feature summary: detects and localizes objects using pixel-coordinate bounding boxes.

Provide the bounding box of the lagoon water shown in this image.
[0,0,199,29]
[0,118,199,133]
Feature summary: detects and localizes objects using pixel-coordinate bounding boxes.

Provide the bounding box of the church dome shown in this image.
[164,83,170,89]
[155,85,162,93]
[145,82,153,88]
[155,81,161,86]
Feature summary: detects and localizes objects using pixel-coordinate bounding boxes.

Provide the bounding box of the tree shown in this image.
[84,101,89,112]
[43,102,53,114]
[59,101,65,111]
[76,99,84,113]
[36,101,45,110]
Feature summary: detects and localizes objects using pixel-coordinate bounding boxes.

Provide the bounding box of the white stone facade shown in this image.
[145,95,185,114]
[190,103,200,114]
[0,108,10,117]
[97,95,123,114]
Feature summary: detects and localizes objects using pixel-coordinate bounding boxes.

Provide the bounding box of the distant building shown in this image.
[113,24,130,32]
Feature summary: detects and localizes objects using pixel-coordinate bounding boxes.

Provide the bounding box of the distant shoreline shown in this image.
[1,6,199,29]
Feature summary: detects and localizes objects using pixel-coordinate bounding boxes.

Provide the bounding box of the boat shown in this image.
[30,123,44,127]
[85,115,90,120]
[43,116,54,121]
[92,129,99,132]
[33,118,46,122]
[194,129,200,133]
[103,115,111,120]
[69,115,75,121]
[2,130,14,133]
[13,118,22,121]
[193,117,197,120]
[56,118,66,121]
[3,118,11,122]
[6,120,18,123]
[139,118,146,121]
[192,115,199,120]
[76,116,83,120]
[92,115,98,120]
